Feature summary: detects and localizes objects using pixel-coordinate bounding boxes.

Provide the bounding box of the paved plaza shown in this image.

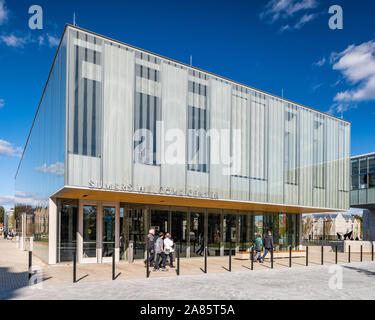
[1,239,374,300]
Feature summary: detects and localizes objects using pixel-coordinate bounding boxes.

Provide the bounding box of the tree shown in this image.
[0,206,4,224]
[353,215,363,239]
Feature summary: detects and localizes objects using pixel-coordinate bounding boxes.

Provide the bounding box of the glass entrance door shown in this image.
[82,204,98,263]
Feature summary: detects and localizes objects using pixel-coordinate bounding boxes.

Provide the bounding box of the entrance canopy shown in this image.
[54,187,343,214]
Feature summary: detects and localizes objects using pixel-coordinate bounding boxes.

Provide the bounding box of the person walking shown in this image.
[144,229,155,267]
[261,230,274,262]
[164,233,175,268]
[253,234,263,263]
[153,232,168,272]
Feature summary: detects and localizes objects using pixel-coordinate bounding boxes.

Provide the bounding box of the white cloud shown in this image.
[260,0,318,22]
[0,34,28,47]
[35,162,64,176]
[46,34,59,47]
[295,13,317,29]
[0,98,4,108]
[0,0,9,25]
[14,191,48,207]
[0,139,23,157]
[0,195,14,207]
[313,57,326,67]
[332,40,375,103]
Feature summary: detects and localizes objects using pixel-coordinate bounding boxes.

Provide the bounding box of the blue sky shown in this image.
[0,0,374,209]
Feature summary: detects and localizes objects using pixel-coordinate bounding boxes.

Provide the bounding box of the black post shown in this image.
[177,245,180,276]
[204,246,207,273]
[335,245,338,264]
[372,243,374,262]
[271,249,274,269]
[146,246,150,278]
[360,245,363,262]
[229,241,232,272]
[250,246,254,271]
[112,250,115,280]
[289,246,292,268]
[73,249,76,283]
[306,246,309,266]
[28,251,32,281]
[348,245,351,263]
[321,245,324,265]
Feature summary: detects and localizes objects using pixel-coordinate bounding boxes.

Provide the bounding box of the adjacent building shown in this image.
[351,152,375,240]
[15,25,351,264]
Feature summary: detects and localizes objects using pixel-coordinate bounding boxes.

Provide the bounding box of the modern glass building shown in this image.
[351,152,375,240]
[15,25,351,264]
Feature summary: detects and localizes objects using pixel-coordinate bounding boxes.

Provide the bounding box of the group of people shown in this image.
[3,230,14,240]
[253,230,274,263]
[145,229,175,272]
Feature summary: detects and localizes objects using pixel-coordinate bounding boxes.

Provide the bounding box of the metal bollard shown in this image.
[146,248,150,278]
[360,245,363,262]
[204,246,207,273]
[112,250,115,280]
[348,245,351,263]
[251,246,254,271]
[306,246,309,266]
[271,250,274,269]
[229,241,232,272]
[177,245,180,276]
[28,251,32,281]
[321,245,324,265]
[335,245,338,264]
[289,246,292,268]
[372,243,374,262]
[73,249,77,283]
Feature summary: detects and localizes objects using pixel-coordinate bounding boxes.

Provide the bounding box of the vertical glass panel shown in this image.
[119,207,126,260]
[254,215,263,239]
[286,214,297,249]
[238,213,252,250]
[223,213,236,255]
[369,157,375,188]
[128,208,147,260]
[190,212,205,257]
[351,159,359,190]
[57,199,78,263]
[207,213,221,256]
[83,205,97,258]
[151,210,169,234]
[278,214,287,250]
[359,158,368,189]
[102,206,115,257]
[171,211,187,257]
[284,104,298,185]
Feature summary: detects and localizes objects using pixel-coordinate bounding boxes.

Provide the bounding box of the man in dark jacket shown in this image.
[261,230,274,262]
[144,229,155,267]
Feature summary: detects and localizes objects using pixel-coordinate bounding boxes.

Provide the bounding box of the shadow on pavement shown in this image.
[0,267,29,300]
[343,265,375,277]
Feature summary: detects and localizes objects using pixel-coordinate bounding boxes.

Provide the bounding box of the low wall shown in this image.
[343,240,374,253]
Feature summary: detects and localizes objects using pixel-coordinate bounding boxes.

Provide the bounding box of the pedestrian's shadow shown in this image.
[0,267,28,300]
[343,265,375,277]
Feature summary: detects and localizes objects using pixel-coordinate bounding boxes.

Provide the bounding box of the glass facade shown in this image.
[16,25,349,264]
[54,203,301,261]
[14,31,67,263]
[63,26,350,211]
[351,153,375,206]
